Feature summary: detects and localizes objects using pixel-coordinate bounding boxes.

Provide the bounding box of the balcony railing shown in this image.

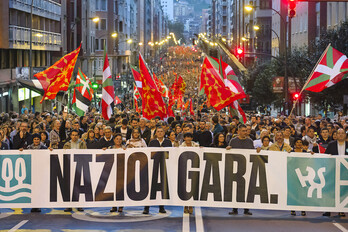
[9,0,61,21]
[9,25,61,51]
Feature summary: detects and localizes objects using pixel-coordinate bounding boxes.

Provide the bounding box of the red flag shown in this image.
[189,99,194,116]
[200,57,244,111]
[318,143,326,153]
[131,65,143,97]
[35,43,81,103]
[114,96,122,105]
[139,54,167,119]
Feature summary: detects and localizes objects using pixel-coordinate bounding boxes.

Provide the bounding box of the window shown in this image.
[100,19,107,30]
[95,38,99,50]
[101,39,106,50]
[95,21,99,30]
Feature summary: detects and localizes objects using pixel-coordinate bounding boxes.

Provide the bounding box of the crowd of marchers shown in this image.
[0,107,347,217]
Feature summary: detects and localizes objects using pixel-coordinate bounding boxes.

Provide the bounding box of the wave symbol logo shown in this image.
[0,155,31,203]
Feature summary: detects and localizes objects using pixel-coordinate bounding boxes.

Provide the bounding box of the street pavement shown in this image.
[0,207,347,231]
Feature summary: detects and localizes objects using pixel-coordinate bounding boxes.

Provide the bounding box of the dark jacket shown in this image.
[195,130,212,147]
[86,138,99,149]
[213,123,224,135]
[98,136,115,149]
[1,142,9,150]
[140,127,151,145]
[149,138,172,147]
[325,141,348,155]
[12,132,32,150]
[312,137,331,153]
[115,126,132,141]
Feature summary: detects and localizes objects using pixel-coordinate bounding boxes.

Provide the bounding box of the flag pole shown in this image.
[288,43,331,117]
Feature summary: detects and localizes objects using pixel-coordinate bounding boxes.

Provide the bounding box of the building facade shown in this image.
[0,0,62,112]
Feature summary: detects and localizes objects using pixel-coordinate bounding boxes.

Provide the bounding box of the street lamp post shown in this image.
[245,5,289,114]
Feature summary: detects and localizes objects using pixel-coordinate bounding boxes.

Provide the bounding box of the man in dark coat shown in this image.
[12,121,32,150]
[323,128,347,217]
[143,127,172,214]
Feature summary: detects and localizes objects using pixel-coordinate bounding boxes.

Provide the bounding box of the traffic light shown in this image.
[292,92,300,101]
[288,0,297,18]
[91,82,99,90]
[236,47,244,57]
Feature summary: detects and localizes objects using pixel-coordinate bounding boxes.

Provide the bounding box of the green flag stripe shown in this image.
[102,78,113,87]
[326,46,334,69]
[305,74,330,89]
[207,56,219,69]
[73,103,86,116]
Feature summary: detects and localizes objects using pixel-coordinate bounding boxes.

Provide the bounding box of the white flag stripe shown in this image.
[33,80,43,89]
[315,55,347,77]
[103,66,112,81]
[136,81,142,88]
[103,92,114,104]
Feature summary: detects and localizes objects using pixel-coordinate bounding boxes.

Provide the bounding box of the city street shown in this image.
[0,207,347,231]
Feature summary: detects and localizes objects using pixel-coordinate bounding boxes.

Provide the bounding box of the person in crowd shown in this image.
[180,132,198,214]
[195,121,213,147]
[283,126,295,147]
[167,130,179,147]
[110,133,126,213]
[256,135,271,152]
[62,130,86,212]
[40,131,50,148]
[99,126,115,149]
[312,127,331,153]
[1,126,11,148]
[22,133,50,213]
[139,118,151,145]
[254,129,272,148]
[13,121,32,150]
[302,126,317,151]
[126,128,147,148]
[212,132,227,148]
[269,131,292,152]
[212,115,224,135]
[226,124,254,216]
[93,125,103,140]
[115,119,132,143]
[180,132,199,147]
[0,130,9,150]
[85,129,98,149]
[149,118,157,140]
[49,120,61,149]
[143,127,172,215]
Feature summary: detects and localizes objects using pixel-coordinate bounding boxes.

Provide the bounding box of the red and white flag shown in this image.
[114,96,122,105]
[101,51,115,120]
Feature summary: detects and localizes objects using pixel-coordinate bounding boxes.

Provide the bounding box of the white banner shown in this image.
[0,148,347,212]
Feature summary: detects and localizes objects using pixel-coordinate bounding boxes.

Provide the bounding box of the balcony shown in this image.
[9,25,61,51]
[9,0,61,21]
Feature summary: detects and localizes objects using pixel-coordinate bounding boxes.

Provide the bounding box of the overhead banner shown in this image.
[0,148,347,212]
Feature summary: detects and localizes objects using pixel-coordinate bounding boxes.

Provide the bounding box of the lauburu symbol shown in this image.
[0,157,31,203]
[295,167,326,198]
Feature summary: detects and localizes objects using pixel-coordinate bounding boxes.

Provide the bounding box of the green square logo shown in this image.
[0,155,32,203]
[287,157,335,207]
[339,158,348,208]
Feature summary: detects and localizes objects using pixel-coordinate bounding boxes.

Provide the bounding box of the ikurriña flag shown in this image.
[304,45,348,92]
[139,53,167,120]
[35,43,81,103]
[102,49,115,120]
[131,65,143,97]
[72,68,93,116]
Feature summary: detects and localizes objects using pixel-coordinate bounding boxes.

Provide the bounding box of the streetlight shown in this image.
[127,39,133,44]
[253,25,260,31]
[245,4,289,114]
[111,32,118,38]
[92,17,100,23]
